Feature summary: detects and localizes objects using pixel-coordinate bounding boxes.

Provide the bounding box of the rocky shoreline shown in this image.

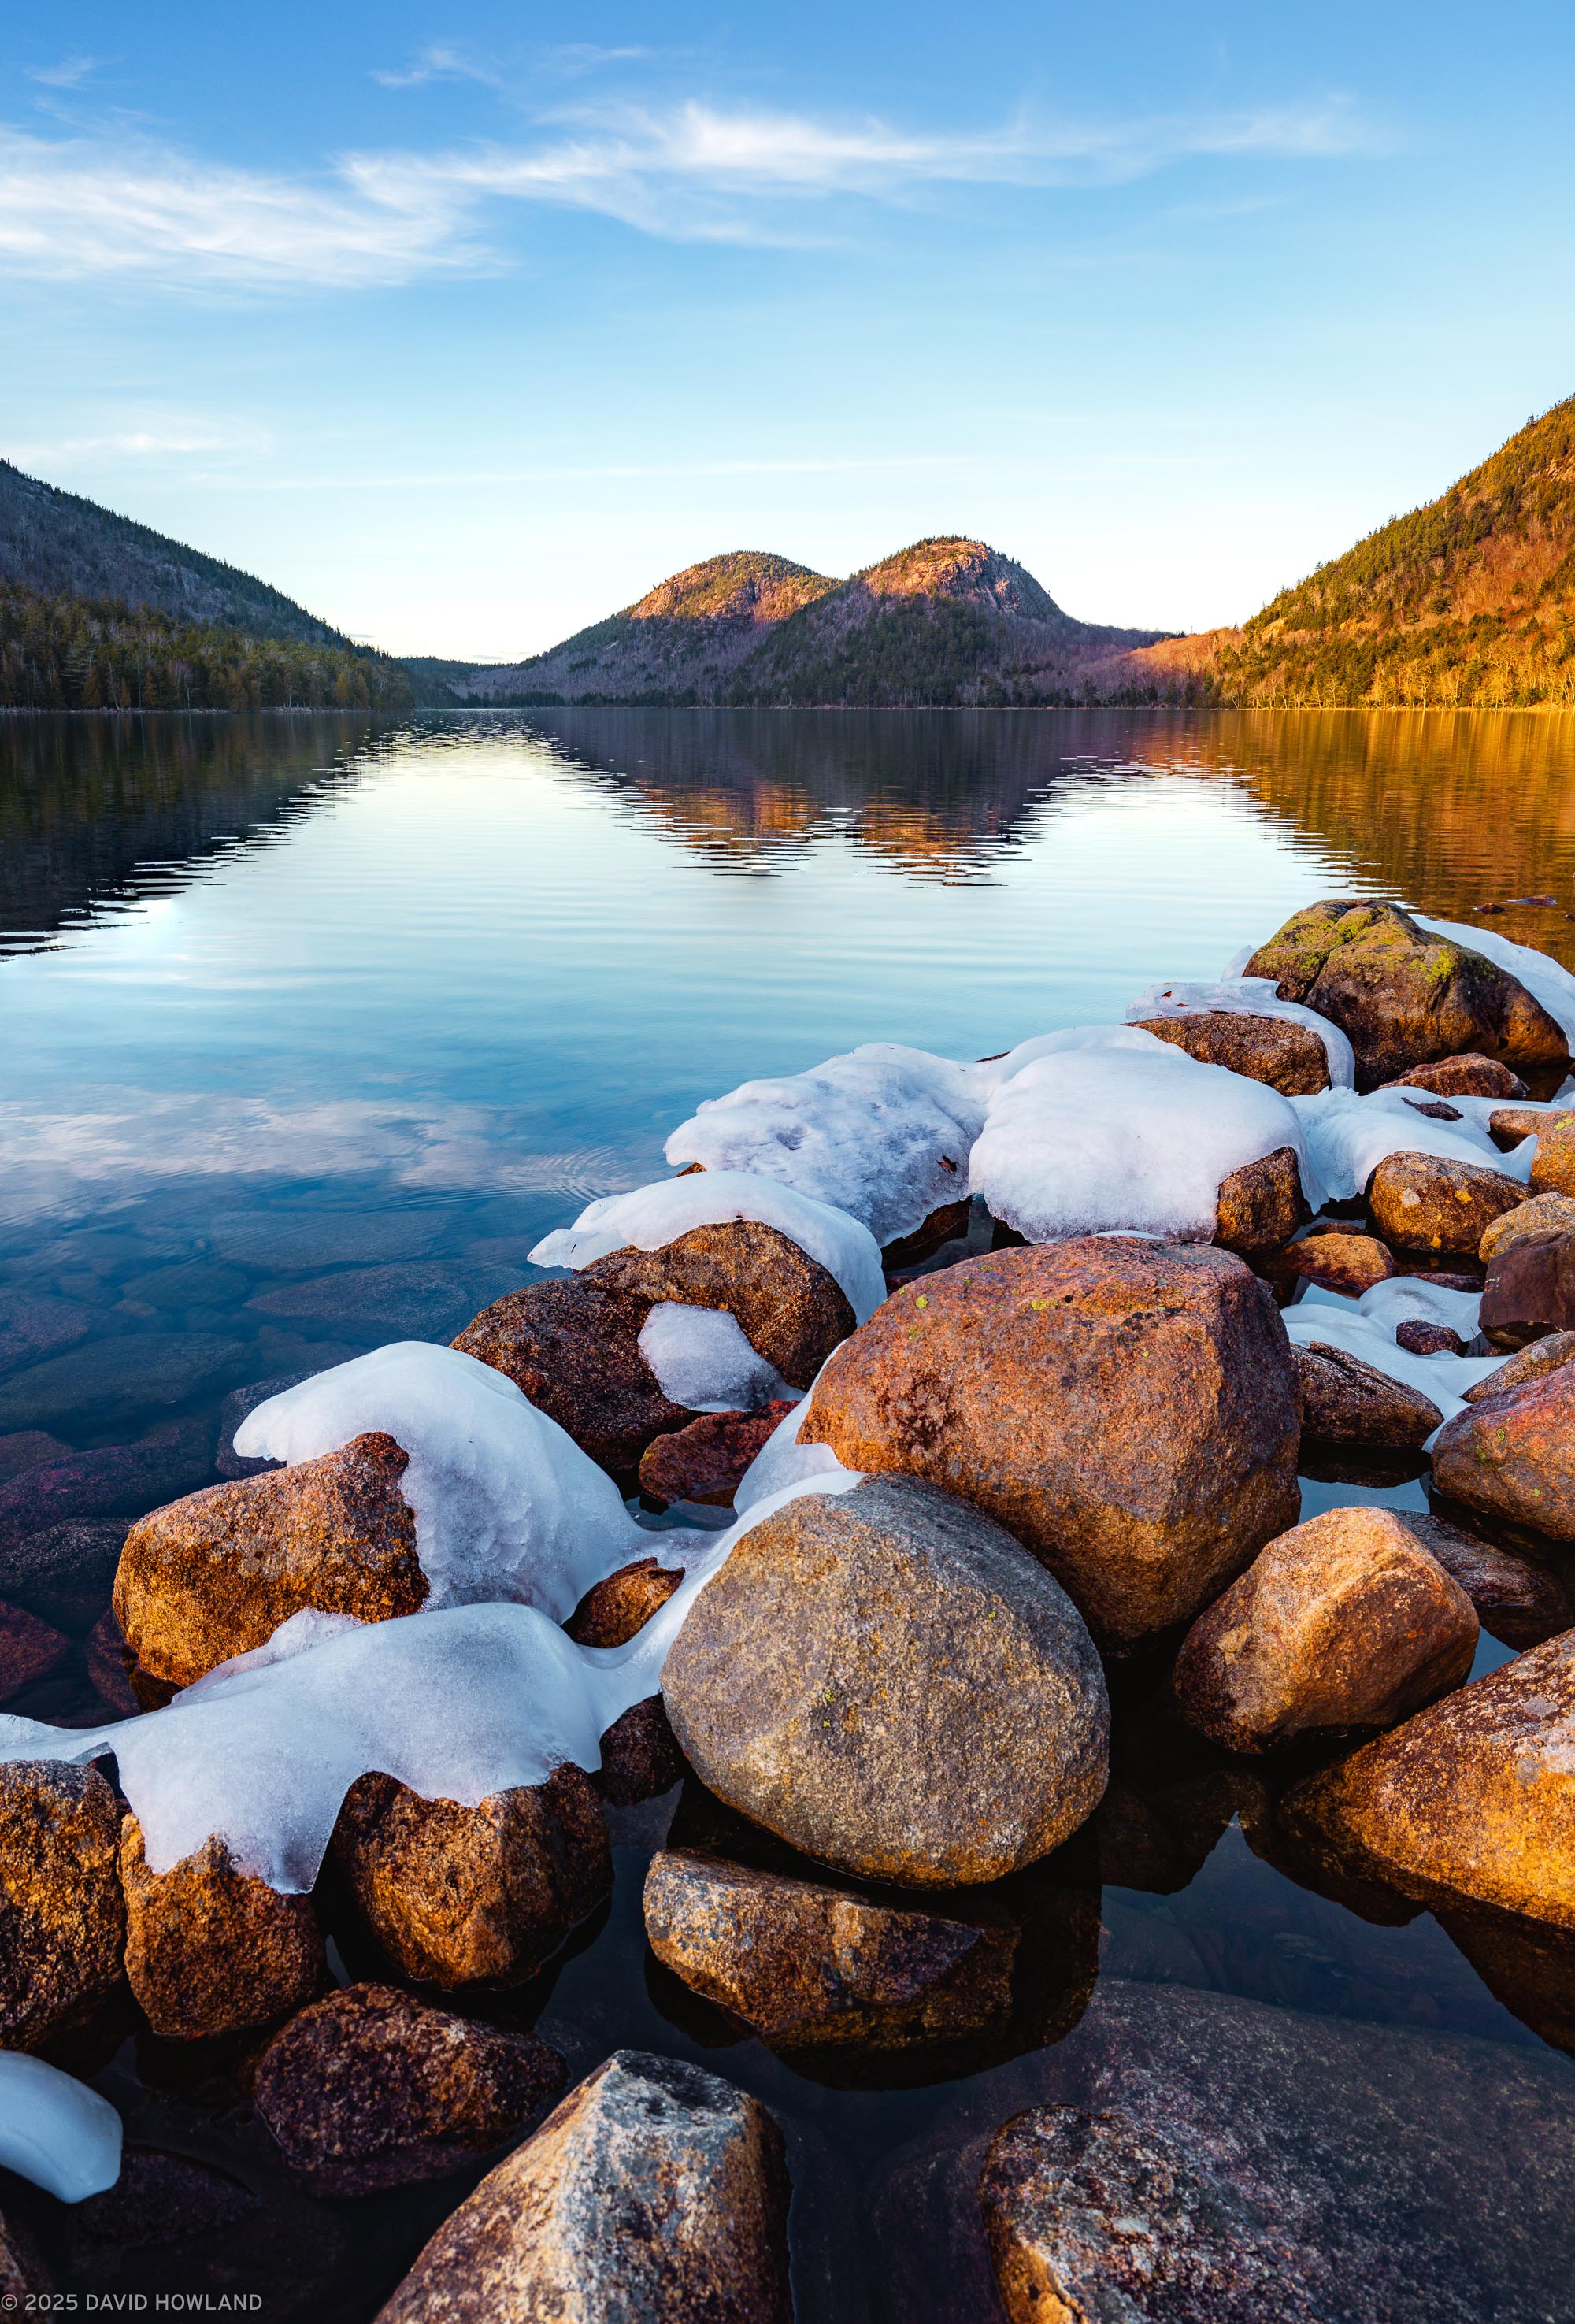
[3,895,1575,2315]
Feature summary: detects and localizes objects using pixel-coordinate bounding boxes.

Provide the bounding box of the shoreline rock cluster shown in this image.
[3,893,1575,2317]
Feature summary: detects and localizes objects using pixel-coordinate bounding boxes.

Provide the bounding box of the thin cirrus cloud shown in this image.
[0,93,1381,291]
[23,55,100,89]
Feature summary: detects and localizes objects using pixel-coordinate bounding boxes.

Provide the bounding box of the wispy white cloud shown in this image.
[0,93,1385,290]
[24,54,99,89]
[371,44,502,91]
[9,416,274,468]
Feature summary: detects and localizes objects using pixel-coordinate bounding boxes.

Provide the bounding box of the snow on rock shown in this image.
[1283,1299,1506,1429]
[1418,917,1575,1051]
[234,1342,643,1623]
[1124,976,1356,1087]
[662,1046,985,1248]
[637,1303,798,1413]
[733,1394,853,1511]
[0,2051,121,2201]
[531,1169,886,1324]
[1289,1087,1536,1204]
[0,1474,862,1896]
[969,1028,1316,1244]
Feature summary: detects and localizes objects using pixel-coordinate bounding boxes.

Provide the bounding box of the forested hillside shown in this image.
[0,578,413,712]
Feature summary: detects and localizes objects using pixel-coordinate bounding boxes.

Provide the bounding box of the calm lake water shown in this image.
[4,706,1575,2318]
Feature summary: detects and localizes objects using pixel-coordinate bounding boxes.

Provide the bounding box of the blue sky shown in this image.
[4,2,1573,657]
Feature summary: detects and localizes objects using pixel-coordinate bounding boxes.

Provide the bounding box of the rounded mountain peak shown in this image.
[628,552,838,625]
[856,538,1062,621]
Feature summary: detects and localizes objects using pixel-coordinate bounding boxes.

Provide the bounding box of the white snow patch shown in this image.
[234,1342,643,1623]
[0,2052,121,2201]
[1124,976,1356,1087]
[1284,1299,1506,1427]
[733,1393,851,1510]
[1418,917,1575,1050]
[1288,1087,1535,1203]
[531,1169,886,1325]
[638,1303,798,1413]
[662,1045,984,1247]
[969,1029,1316,1243]
[0,1471,863,1894]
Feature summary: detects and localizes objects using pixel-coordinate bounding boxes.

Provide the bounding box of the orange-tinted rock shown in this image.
[454,1222,854,1477]
[1530,1116,1575,1199]
[595,1695,686,1807]
[1368,1151,1526,1257]
[979,2105,1323,2324]
[1463,1333,1575,1402]
[1398,1510,1575,1649]
[1243,899,1569,1088]
[113,1432,425,1690]
[332,1763,610,1989]
[644,1849,1016,2049]
[637,1403,797,1509]
[1172,1507,1477,1754]
[1479,1229,1575,1347]
[1133,1011,1332,1095]
[1280,1632,1575,1927]
[255,1981,565,2195]
[375,2050,791,2324]
[1491,1106,1575,1151]
[1431,1360,1575,1540]
[1386,1054,1529,1099]
[0,1762,124,2049]
[565,1555,684,1647]
[0,1600,69,1702]
[1480,1193,1575,1262]
[120,1815,322,2040]
[800,1239,1300,1648]
[1214,1146,1307,1256]
[1395,1318,1466,1356]
[1285,1232,1396,1296]
[662,1474,1109,1888]
[1291,1341,1443,1447]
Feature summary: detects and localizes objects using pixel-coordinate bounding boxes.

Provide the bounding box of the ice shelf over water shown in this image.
[0,2052,122,2201]
[638,1302,798,1413]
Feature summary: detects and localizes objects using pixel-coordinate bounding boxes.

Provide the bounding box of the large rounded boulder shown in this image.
[661,1475,1110,1888]
[799,1240,1301,1648]
[1243,899,1569,1089]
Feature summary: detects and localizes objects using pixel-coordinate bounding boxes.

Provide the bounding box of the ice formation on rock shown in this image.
[234,1341,643,1622]
[1125,975,1357,1086]
[732,1392,852,1510]
[1289,1087,1536,1203]
[637,1303,798,1413]
[1417,916,1575,1050]
[530,1169,886,1323]
[0,2052,122,2201]
[0,1474,861,1895]
[662,1046,986,1247]
[969,1028,1316,1243]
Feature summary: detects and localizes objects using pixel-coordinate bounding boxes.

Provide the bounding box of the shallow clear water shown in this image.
[3,706,1575,2317]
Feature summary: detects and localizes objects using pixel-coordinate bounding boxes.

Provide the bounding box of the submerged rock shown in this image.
[1131,1010,1332,1094]
[375,2049,791,2324]
[1430,1360,1575,1540]
[255,1981,565,2195]
[0,1332,246,1433]
[1,1521,128,1633]
[1172,1507,1477,1754]
[0,1761,124,2049]
[1399,1510,1575,1648]
[1242,899,1569,1088]
[113,1430,427,1689]
[1386,1053,1529,1099]
[643,1848,1017,2050]
[0,1418,213,1552]
[120,1815,323,2040]
[979,2103,1323,2324]
[637,1403,797,1507]
[1479,1192,1575,1261]
[800,1239,1299,1648]
[1292,1341,1444,1447]
[0,1601,69,1702]
[1285,1230,1395,1296]
[332,1763,611,1989]
[1367,1151,1525,1257]
[1479,1227,1575,1347]
[1213,1146,1307,1255]
[662,1473,1109,1888]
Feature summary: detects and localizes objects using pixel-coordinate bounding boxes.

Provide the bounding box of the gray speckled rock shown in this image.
[375,2049,791,2323]
[662,1474,1109,1888]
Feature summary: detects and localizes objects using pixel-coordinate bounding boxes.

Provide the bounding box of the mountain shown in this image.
[1125,397,1575,710]
[0,460,413,711]
[455,539,1169,707]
